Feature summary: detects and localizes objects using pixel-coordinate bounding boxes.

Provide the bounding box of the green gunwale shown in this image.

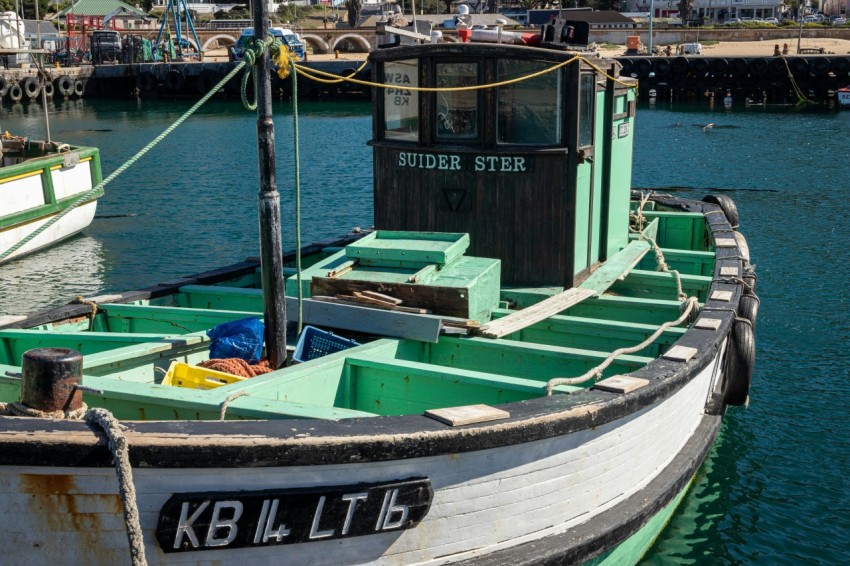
[0,146,103,228]
[0,208,713,421]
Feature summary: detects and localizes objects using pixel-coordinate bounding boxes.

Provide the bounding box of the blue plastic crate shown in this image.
[293,326,360,363]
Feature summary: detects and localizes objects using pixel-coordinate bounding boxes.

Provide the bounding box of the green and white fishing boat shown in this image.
[0,135,104,264]
[0,12,758,566]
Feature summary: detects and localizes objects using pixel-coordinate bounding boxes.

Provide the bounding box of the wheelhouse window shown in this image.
[496,60,562,145]
[434,62,479,141]
[383,59,419,141]
[578,73,596,148]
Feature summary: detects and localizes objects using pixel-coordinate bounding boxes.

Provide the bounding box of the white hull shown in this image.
[0,347,723,565]
[0,200,98,263]
[837,90,850,108]
[0,152,99,264]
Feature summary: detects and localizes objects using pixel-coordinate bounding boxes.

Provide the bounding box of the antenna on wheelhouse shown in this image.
[252,0,287,369]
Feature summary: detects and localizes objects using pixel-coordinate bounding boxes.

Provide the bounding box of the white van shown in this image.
[681,42,703,54]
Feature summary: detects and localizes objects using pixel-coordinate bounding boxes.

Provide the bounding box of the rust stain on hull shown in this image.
[20,473,122,535]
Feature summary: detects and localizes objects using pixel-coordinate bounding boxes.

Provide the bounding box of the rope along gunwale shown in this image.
[294,54,637,92]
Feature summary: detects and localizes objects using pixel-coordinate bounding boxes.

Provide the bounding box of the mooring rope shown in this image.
[629,192,687,301]
[85,407,147,566]
[779,55,815,105]
[1,401,88,419]
[219,390,249,420]
[0,38,284,264]
[545,296,699,394]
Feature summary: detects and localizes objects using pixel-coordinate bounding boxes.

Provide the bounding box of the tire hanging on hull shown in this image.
[722,318,755,407]
[703,194,739,229]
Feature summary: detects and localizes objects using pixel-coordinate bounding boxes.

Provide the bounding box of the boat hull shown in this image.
[837,88,850,108]
[0,344,724,565]
[0,145,102,264]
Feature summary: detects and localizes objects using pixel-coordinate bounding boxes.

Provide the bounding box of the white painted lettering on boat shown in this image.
[205,500,244,547]
[253,499,291,543]
[309,495,336,539]
[341,492,369,535]
[474,156,527,172]
[396,152,526,172]
[173,500,209,549]
[375,488,409,530]
[398,152,462,171]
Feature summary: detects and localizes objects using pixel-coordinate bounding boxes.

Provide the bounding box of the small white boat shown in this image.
[837,86,850,108]
[0,135,103,264]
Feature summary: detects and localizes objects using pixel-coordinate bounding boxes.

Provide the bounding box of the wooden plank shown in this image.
[425,405,510,427]
[313,295,430,315]
[478,288,596,339]
[311,277,470,318]
[579,240,651,295]
[293,297,442,343]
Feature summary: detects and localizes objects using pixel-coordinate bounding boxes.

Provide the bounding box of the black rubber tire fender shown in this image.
[810,57,830,76]
[197,69,221,94]
[709,58,729,76]
[789,57,809,77]
[742,267,757,295]
[703,194,740,230]
[749,58,769,77]
[136,71,156,92]
[163,69,185,92]
[769,57,787,76]
[692,58,710,77]
[0,76,7,97]
[73,79,85,97]
[56,75,74,96]
[737,293,760,331]
[730,58,748,77]
[22,76,41,98]
[654,58,671,77]
[635,58,653,78]
[671,57,689,75]
[829,56,850,77]
[42,81,54,98]
[8,82,23,102]
[722,318,755,407]
[618,58,634,76]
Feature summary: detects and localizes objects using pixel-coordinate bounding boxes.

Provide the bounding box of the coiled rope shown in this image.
[86,407,147,566]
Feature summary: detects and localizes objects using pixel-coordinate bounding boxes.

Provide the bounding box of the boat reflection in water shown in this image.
[0,234,106,315]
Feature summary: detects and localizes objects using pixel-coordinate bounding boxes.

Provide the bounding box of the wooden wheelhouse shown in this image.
[369,44,637,288]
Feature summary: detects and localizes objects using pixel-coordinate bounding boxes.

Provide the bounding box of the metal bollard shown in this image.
[20,348,84,413]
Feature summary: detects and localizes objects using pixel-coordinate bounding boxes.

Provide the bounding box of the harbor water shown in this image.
[1,97,848,563]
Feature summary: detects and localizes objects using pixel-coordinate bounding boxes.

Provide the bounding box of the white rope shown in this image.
[545,297,699,395]
[85,408,147,566]
[219,391,248,420]
[5,401,88,419]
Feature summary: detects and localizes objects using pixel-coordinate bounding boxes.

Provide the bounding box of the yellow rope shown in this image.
[292,54,636,92]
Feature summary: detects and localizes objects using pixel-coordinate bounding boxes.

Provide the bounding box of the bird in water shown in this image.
[702,123,715,132]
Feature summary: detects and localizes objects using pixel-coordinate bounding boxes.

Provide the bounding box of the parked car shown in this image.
[833,17,847,25]
[762,17,780,24]
[681,42,703,54]
[723,18,743,24]
[90,30,121,65]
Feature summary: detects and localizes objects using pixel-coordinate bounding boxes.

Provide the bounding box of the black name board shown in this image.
[156,477,433,553]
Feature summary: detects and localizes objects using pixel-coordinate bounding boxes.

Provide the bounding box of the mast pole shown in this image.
[252,0,287,369]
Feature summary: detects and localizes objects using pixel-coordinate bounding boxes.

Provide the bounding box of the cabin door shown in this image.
[573,73,601,280]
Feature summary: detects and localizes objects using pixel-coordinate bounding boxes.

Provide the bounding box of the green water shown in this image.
[1,97,849,563]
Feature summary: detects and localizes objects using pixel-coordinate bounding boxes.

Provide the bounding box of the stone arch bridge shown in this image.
[139,29,383,55]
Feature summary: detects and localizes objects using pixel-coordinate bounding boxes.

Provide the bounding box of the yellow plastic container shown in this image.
[161,362,247,390]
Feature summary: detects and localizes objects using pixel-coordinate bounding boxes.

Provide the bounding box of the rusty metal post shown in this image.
[252,0,287,369]
[20,348,83,412]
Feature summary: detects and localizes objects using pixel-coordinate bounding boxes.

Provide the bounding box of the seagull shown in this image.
[702,123,715,132]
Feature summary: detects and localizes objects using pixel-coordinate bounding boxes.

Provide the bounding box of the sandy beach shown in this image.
[598,37,850,58]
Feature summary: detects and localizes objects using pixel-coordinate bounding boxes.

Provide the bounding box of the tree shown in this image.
[0,0,51,19]
[347,0,362,28]
[677,0,693,23]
